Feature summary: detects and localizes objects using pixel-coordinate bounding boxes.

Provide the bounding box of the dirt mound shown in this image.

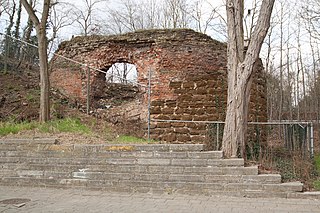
[0,71,40,121]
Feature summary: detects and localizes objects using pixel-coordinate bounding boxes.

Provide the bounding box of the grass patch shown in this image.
[0,121,38,136]
[0,118,92,136]
[314,180,320,191]
[312,154,320,191]
[315,154,320,174]
[38,118,91,134]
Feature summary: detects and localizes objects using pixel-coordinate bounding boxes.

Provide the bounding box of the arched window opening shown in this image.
[106,62,137,85]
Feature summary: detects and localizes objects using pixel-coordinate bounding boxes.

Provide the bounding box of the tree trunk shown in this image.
[222,0,275,158]
[37,29,50,122]
[21,0,51,122]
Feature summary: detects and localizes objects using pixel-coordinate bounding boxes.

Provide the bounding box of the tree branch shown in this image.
[20,0,40,26]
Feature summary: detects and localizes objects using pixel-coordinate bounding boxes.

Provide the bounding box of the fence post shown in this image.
[86,66,90,115]
[310,123,314,158]
[216,123,219,150]
[147,68,151,141]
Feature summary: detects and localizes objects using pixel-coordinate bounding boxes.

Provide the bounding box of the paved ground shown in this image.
[0,186,320,213]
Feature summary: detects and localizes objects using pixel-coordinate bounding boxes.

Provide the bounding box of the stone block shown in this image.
[263,182,303,192]
[17,170,44,177]
[150,129,165,135]
[189,129,206,135]
[193,95,207,101]
[177,102,190,108]
[134,173,169,181]
[137,158,170,165]
[105,159,137,165]
[195,88,207,95]
[171,122,185,127]
[207,158,244,167]
[206,107,216,114]
[150,106,161,114]
[156,122,171,128]
[171,115,182,120]
[177,94,193,102]
[196,108,205,115]
[190,135,206,142]
[174,128,189,134]
[175,108,185,114]
[153,152,187,158]
[195,80,207,88]
[151,100,164,107]
[176,134,191,142]
[242,174,281,184]
[181,115,192,120]
[162,133,176,142]
[120,152,154,158]
[182,82,195,89]
[165,100,177,107]
[193,115,208,121]
[162,107,175,114]
[169,81,182,89]
[168,144,204,151]
[171,159,207,166]
[169,174,204,182]
[187,151,223,159]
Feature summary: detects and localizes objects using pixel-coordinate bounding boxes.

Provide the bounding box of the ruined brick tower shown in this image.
[50,29,267,145]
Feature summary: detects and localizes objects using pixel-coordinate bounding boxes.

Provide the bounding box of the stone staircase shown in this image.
[0,138,304,198]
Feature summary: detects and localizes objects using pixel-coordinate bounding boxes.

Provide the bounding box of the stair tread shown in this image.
[0,176,302,191]
[0,139,304,198]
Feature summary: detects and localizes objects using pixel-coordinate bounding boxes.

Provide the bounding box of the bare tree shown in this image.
[163,0,190,28]
[19,0,35,66]
[71,0,107,36]
[0,0,11,18]
[47,2,74,54]
[222,0,275,158]
[21,0,51,122]
[190,0,225,34]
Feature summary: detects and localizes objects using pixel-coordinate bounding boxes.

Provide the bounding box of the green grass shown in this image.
[313,154,320,191]
[0,121,38,136]
[315,154,320,174]
[0,118,156,144]
[0,118,92,136]
[38,118,91,134]
[314,180,320,191]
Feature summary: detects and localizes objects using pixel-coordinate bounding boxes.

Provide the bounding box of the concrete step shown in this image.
[0,150,223,159]
[5,168,277,183]
[0,169,17,177]
[0,143,205,152]
[0,138,58,144]
[0,177,302,195]
[0,164,258,176]
[0,156,243,167]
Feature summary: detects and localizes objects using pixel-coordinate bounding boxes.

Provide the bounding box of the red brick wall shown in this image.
[50,29,267,144]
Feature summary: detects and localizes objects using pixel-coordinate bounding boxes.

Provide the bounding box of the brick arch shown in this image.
[50,29,267,144]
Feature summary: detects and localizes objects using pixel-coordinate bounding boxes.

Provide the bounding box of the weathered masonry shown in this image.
[50,29,267,144]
